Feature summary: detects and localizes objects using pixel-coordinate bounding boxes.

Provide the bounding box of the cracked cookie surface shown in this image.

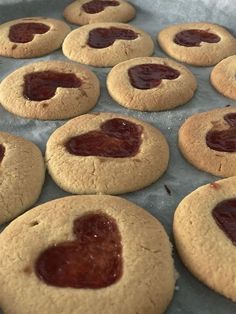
[62,22,154,67]
[178,106,236,177]
[0,132,45,224]
[0,60,100,120]
[46,112,169,194]
[174,176,236,301]
[0,195,175,314]
[63,0,136,25]
[107,57,197,111]
[0,17,70,58]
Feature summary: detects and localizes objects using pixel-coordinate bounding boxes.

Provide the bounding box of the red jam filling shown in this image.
[88,27,138,48]
[212,198,236,245]
[82,0,120,14]
[0,145,5,162]
[9,22,50,43]
[174,29,220,47]
[66,118,142,157]
[128,64,180,89]
[35,213,122,288]
[23,71,82,101]
[206,113,236,152]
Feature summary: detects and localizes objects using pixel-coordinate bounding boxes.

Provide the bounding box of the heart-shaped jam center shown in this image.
[35,213,122,288]
[206,113,236,152]
[9,22,50,43]
[65,118,142,157]
[23,71,82,101]
[174,29,220,47]
[212,198,236,245]
[0,145,5,162]
[88,27,138,48]
[128,64,180,89]
[82,0,120,14]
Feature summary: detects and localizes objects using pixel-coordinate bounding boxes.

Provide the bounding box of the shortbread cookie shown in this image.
[62,22,154,67]
[0,195,175,314]
[0,17,70,58]
[0,132,45,224]
[0,60,100,120]
[157,22,236,66]
[107,57,197,111]
[211,55,236,100]
[46,112,169,194]
[63,0,136,25]
[174,176,236,301]
[179,106,236,177]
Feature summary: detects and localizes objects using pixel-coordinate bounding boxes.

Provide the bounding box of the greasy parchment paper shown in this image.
[0,0,236,313]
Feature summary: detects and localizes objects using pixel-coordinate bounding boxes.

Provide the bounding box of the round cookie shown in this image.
[107,57,197,111]
[0,17,71,58]
[0,60,100,120]
[62,22,154,67]
[0,195,175,314]
[179,106,236,177]
[211,55,236,100]
[46,112,169,194]
[157,22,236,66]
[0,132,45,224]
[174,176,236,301]
[63,0,136,25]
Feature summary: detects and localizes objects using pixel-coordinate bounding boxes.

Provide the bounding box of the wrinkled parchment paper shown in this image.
[0,0,236,313]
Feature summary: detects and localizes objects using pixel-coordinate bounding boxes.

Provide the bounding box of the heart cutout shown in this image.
[206,113,236,152]
[9,22,50,43]
[82,0,120,14]
[128,64,180,90]
[0,145,5,163]
[66,118,143,157]
[35,212,123,288]
[23,71,82,101]
[212,198,236,245]
[174,29,220,47]
[88,27,138,49]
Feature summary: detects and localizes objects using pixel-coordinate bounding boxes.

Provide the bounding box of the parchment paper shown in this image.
[1,0,236,313]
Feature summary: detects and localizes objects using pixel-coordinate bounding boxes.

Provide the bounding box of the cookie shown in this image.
[174,176,236,301]
[0,17,70,58]
[157,22,236,66]
[0,195,175,314]
[0,132,45,224]
[62,22,154,67]
[107,57,197,111]
[179,106,236,177]
[63,0,136,25]
[211,55,236,100]
[0,60,100,120]
[46,112,169,195]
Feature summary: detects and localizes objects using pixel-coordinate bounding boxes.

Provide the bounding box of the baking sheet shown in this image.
[1,0,236,313]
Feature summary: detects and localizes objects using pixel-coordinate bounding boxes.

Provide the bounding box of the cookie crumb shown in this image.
[209,182,220,189]
[164,184,171,195]
[225,104,231,107]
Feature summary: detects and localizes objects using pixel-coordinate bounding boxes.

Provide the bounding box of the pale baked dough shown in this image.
[0,132,45,224]
[62,22,154,67]
[107,57,197,111]
[157,22,236,66]
[211,55,236,100]
[0,17,70,58]
[179,106,236,177]
[174,176,236,301]
[46,112,169,194]
[63,0,136,25]
[0,195,175,314]
[0,60,100,120]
